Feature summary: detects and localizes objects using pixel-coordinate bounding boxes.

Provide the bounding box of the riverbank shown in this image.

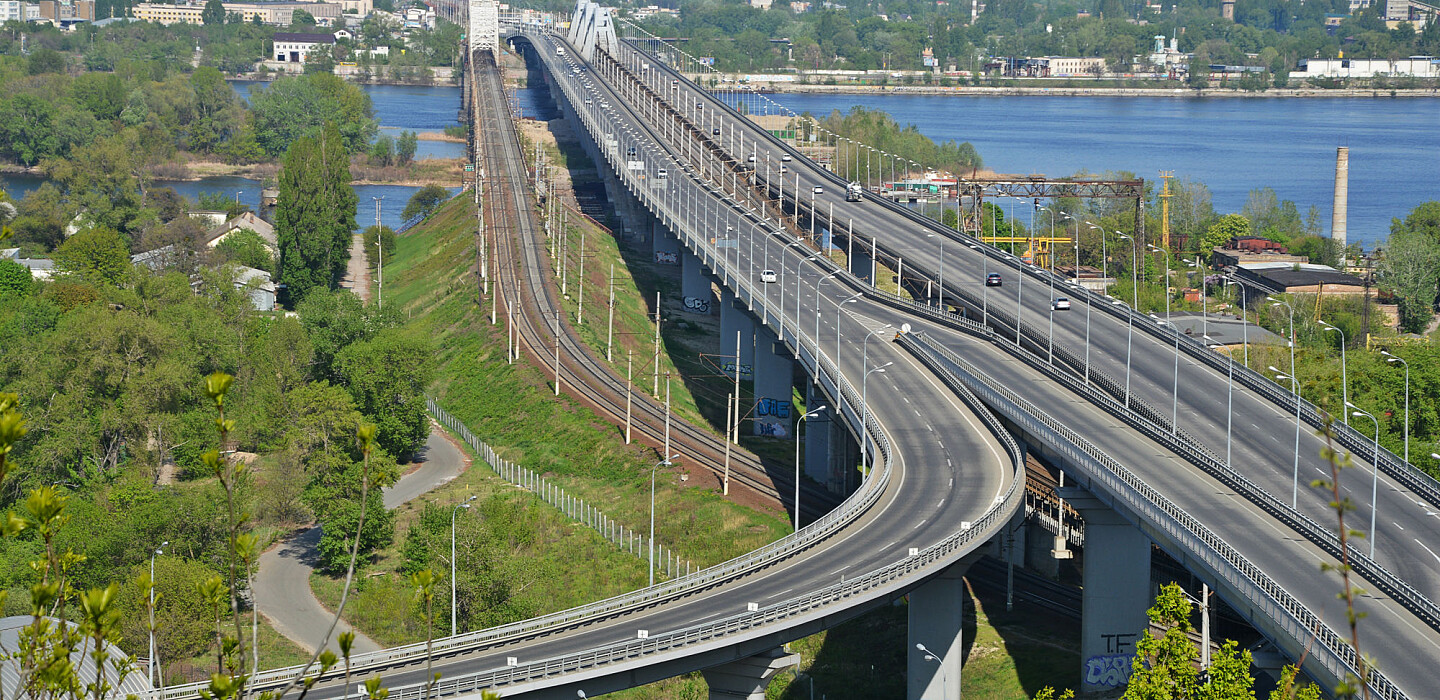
[732,83,1440,98]
[2,156,465,188]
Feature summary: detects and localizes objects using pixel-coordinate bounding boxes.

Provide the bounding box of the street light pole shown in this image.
[1204,334,1233,470]
[1319,320,1350,426]
[1382,351,1410,463]
[915,643,950,698]
[1149,244,1179,433]
[451,496,476,635]
[794,406,826,533]
[861,360,893,473]
[650,453,678,587]
[149,540,169,689]
[1117,233,1136,409]
[969,244,988,328]
[1348,404,1381,558]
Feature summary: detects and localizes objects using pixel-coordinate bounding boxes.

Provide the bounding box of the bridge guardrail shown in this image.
[905,331,1405,700]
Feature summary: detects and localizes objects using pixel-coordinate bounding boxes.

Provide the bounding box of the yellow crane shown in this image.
[982,235,1073,269]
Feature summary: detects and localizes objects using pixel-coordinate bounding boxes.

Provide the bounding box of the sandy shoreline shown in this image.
[730,83,1440,99]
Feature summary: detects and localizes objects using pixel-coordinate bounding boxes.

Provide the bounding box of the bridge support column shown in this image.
[681,247,713,314]
[751,328,794,439]
[907,555,980,700]
[848,244,874,285]
[720,290,755,382]
[701,648,800,700]
[652,220,680,263]
[1061,489,1151,695]
[803,378,831,482]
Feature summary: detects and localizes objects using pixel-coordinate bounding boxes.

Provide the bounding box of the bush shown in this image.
[362,225,397,270]
[402,184,451,221]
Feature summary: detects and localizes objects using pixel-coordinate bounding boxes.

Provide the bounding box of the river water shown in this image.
[763,92,1440,249]
[1,82,466,231]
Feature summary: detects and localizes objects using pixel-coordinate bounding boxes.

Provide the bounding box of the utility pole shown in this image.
[553,311,561,397]
[625,351,633,444]
[577,228,586,324]
[652,292,661,396]
[606,264,616,362]
[372,196,384,308]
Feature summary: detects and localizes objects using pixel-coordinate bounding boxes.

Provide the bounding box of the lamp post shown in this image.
[1319,320,1349,426]
[451,496,476,635]
[149,540,169,689]
[1204,334,1233,470]
[1225,278,1249,369]
[915,643,949,698]
[1348,404,1381,558]
[650,453,679,587]
[1074,225,1090,384]
[1382,350,1410,463]
[835,293,861,369]
[794,406,827,533]
[1117,233,1137,408]
[1269,365,1303,508]
[814,272,841,370]
[861,360,893,473]
[968,244,989,328]
[926,231,946,311]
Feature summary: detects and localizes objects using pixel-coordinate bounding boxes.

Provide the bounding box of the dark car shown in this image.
[985,273,1002,287]
[712,127,721,136]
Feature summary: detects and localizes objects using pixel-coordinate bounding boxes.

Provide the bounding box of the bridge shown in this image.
[159,5,1440,699]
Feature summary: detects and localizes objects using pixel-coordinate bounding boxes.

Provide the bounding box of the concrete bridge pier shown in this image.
[1060,487,1152,695]
[681,247,714,314]
[848,243,875,286]
[652,220,680,263]
[802,378,831,483]
[751,328,794,439]
[701,647,800,699]
[720,290,755,382]
[907,554,981,700]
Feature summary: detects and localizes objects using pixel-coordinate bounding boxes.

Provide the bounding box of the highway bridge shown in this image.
[155,4,1440,699]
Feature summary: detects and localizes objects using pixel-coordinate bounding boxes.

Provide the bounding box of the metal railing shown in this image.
[904,332,1405,700]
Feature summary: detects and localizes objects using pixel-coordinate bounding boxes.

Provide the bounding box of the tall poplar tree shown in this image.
[275,122,357,306]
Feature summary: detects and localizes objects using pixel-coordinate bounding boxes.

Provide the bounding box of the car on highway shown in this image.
[713,127,721,136]
[747,154,757,163]
[1051,297,1072,311]
[986,273,1002,287]
[760,269,778,283]
[779,165,788,173]
[781,154,792,162]
[813,185,824,195]
[696,102,704,111]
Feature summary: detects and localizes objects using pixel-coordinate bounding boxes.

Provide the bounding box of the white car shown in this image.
[779,165,788,174]
[813,185,824,195]
[760,269,778,283]
[781,154,792,162]
[1052,297,1072,311]
[747,154,757,163]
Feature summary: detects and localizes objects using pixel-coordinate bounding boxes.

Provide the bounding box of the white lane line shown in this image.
[1394,522,1405,531]
[937,440,944,449]
[913,519,927,529]
[937,499,946,508]
[926,423,934,432]
[946,459,953,467]
[914,409,922,418]
[948,478,954,487]
[883,541,896,550]
[828,565,850,575]
[1415,539,1440,565]
[765,588,794,600]
[903,397,912,404]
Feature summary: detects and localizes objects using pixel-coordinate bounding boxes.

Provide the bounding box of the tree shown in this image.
[1123,583,1256,699]
[362,225,396,272]
[1379,228,1440,333]
[54,226,131,286]
[249,73,378,156]
[27,48,66,75]
[402,184,450,221]
[395,130,418,166]
[0,259,33,297]
[274,122,358,305]
[335,328,433,458]
[202,0,226,24]
[1391,200,1440,244]
[369,134,395,166]
[0,94,60,166]
[215,229,276,273]
[1202,214,1251,251]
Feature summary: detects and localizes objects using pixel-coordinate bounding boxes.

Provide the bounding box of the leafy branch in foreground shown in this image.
[1314,418,1374,700]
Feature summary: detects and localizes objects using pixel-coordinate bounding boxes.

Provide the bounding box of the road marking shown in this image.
[948,478,954,487]
[883,541,896,550]
[1394,522,1405,531]
[926,423,934,432]
[937,440,944,449]
[913,519,927,529]
[828,565,850,575]
[946,459,953,467]
[1415,539,1440,565]
[937,499,945,508]
[765,588,794,599]
[913,409,922,417]
[903,397,911,404]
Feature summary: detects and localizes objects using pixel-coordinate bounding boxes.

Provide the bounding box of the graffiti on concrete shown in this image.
[1083,654,1131,689]
[755,398,791,419]
[682,296,711,314]
[654,251,678,265]
[754,421,789,438]
[722,361,752,380]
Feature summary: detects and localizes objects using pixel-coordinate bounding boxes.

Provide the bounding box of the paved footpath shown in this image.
[339,233,372,303]
[254,426,469,656]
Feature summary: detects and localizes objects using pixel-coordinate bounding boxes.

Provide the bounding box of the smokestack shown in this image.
[1221,0,1235,20]
[1331,147,1348,251]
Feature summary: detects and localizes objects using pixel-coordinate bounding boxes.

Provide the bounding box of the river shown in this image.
[755,92,1440,249]
[1,82,466,232]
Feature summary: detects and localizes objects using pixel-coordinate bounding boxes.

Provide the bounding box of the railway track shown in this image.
[469,51,841,521]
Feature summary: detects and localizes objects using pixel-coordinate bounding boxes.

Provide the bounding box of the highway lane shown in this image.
[548,36,1440,694]
[606,46,1440,599]
[286,44,1014,697]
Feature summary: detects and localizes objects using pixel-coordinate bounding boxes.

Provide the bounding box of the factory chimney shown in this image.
[1331,146,1348,251]
[1221,0,1235,20]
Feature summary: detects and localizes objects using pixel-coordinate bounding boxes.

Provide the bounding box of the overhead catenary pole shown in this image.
[652,292,661,396]
[606,264,616,362]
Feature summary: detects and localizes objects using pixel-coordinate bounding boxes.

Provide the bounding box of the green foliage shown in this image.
[402,184,451,221]
[335,328,434,458]
[313,488,393,573]
[215,229,276,274]
[362,225,397,273]
[275,121,358,305]
[1379,227,1440,333]
[296,288,400,380]
[1123,583,1255,699]
[27,48,66,75]
[248,73,377,156]
[369,134,395,167]
[1202,213,1251,250]
[819,106,982,184]
[197,191,251,218]
[116,554,224,661]
[53,226,132,286]
[0,259,33,298]
[395,130,418,167]
[202,0,226,25]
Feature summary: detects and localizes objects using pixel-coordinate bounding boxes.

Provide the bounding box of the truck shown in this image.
[845,181,864,202]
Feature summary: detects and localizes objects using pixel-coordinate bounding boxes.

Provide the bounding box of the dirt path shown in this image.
[253,427,469,655]
[340,234,371,303]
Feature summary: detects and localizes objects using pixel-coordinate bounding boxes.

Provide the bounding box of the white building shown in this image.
[272,31,337,63]
[1296,56,1439,78]
[0,1,26,21]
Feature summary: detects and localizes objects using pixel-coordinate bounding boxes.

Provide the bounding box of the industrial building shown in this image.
[1296,56,1440,78]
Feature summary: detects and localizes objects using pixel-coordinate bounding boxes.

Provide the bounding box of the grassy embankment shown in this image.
[310,194,791,651]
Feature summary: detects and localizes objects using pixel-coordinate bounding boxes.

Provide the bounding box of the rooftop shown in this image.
[273,32,337,43]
